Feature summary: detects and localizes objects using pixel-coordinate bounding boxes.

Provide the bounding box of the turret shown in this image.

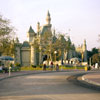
[46,10,51,25]
[37,22,40,34]
[27,26,36,42]
[15,37,19,43]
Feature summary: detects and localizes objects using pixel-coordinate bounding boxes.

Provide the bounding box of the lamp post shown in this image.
[54,51,57,68]
[89,57,91,66]
[9,66,11,76]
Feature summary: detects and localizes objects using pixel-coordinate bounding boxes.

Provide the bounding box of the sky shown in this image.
[0,0,100,50]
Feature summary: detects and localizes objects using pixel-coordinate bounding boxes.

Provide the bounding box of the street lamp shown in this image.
[89,57,91,66]
[54,51,57,66]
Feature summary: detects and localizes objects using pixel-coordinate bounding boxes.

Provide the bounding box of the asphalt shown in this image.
[0,70,100,89]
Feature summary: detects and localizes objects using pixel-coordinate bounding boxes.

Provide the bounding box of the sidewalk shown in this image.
[82,71,100,86]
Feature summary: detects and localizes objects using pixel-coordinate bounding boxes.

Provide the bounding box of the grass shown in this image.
[59,66,85,70]
[21,66,43,71]
[20,65,85,71]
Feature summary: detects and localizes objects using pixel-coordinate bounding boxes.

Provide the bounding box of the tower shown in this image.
[30,43,37,65]
[83,39,87,62]
[46,10,51,25]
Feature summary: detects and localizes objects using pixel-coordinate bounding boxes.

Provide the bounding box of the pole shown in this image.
[54,51,57,70]
[89,57,91,66]
[9,67,11,76]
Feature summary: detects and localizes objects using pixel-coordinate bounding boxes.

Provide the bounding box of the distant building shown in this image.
[14,11,87,66]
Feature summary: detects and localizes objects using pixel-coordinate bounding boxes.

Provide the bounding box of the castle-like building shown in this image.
[15,11,87,66]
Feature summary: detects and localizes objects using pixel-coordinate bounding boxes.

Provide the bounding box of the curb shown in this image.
[82,76,100,86]
[0,70,79,81]
[0,71,49,81]
[0,70,63,81]
[67,73,100,91]
[77,74,100,91]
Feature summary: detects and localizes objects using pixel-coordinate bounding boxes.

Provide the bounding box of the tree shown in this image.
[52,34,72,60]
[40,30,52,62]
[41,31,72,62]
[87,47,99,64]
[92,53,100,64]
[33,29,73,64]
[87,48,98,59]
[0,15,15,56]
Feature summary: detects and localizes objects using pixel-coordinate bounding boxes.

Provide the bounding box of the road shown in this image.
[0,71,100,100]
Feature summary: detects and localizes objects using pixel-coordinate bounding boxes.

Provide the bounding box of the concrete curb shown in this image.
[0,70,81,81]
[82,76,100,86]
[0,70,64,81]
[0,71,53,81]
[77,74,100,91]
[67,73,100,91]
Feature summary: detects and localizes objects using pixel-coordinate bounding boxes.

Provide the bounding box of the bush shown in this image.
[0,70,3,73]
[88,66,91,70]
[11,67,21,72]
[15,63,21,67]
[10,63,14,67]
[31,65,36,68]
[38,64,43,68]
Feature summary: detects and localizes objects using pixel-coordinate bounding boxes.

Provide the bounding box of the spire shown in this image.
[83,39,87,51]
[15,37,19,43]
[83,39,87,62]
[47,10,50,16]
[52,29,57,43]
[53,29,55,36]
[84,39,86,45]
[46,10,51,25]
[37,22,40,34]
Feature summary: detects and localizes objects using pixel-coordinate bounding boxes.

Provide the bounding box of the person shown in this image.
[95,63,98,69]
[43,64,46,71]
[56,64,59,71]
[0,65,3,72]
[2,64,8,73]
[50,61,53,71]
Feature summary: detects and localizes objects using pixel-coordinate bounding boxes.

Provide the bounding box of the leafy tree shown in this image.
[52,34,72,60]
[87,47,99,64]
[40,30,52,62]
[41,31,72,62]
[87,48,98,58]
[0,15,15,56]
[92,48,98,54]
[33,29,73,64]
[92,53,100,64]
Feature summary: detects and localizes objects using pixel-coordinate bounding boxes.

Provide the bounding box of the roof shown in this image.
[59,35,66,43]
[28,26,35,33]
[52,35,57,43]
[40,26,48,35]
[22,41,30,47]
[40,24,52,35]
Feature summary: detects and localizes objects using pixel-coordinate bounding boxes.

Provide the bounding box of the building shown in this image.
[15,11,87,66]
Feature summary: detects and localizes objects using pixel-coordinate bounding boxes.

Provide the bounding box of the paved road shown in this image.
[0,71,100,100]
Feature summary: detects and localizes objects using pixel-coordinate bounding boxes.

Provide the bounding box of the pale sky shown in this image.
[0,0,100,50]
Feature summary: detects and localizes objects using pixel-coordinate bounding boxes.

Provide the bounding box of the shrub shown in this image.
[10,63,13,67]
[15,63,21,67]
[31,65,36,68]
